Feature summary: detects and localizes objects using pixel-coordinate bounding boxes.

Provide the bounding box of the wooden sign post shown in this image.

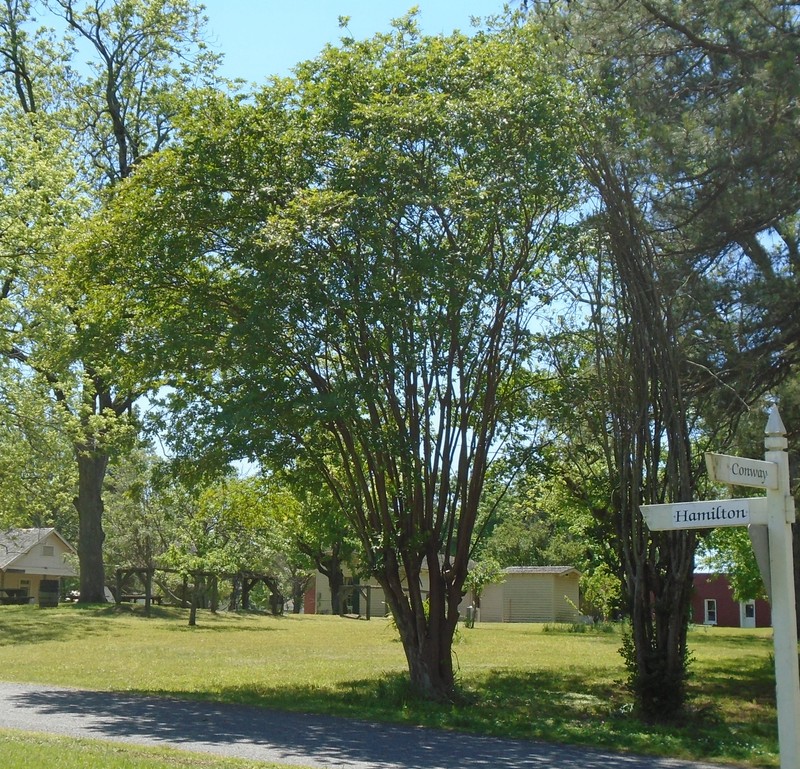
[641,405,800,769]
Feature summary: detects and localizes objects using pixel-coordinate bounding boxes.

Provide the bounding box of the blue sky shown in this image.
[199,1,509,83]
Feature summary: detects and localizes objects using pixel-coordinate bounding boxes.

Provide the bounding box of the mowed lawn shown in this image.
[0,604,781,767]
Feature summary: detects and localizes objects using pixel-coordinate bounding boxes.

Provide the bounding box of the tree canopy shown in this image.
[79,14,585,699]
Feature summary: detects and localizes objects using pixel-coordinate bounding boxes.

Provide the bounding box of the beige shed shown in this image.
[479,566,582,623]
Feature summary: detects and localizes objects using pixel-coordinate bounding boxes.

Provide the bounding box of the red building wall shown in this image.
[303,577,316,614]
[691,573,771,628]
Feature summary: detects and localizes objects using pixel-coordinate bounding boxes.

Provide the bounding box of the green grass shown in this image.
[0,604,783,767]
[0,728,314,769]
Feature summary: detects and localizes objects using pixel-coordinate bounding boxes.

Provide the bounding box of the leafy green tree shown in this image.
[527,0,800,718]
[479,475,593,569]
[463,557,504,624]
[0,0,218,601]
[102,448,184,585]
[0,369,76,534]
[79,16,583,699]
[581,562,622,622]
[282,463,359,616]
[699,528,765,602]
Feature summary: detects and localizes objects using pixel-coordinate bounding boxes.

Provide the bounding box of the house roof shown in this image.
[0,528,77,571]
[502,566,581,577]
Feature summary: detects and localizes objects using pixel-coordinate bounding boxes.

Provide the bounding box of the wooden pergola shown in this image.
[113,566,286,623]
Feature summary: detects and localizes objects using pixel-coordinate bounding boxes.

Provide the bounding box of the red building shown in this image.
[691,573,771,628]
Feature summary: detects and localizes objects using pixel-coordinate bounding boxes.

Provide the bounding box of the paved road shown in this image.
[0,682,739,769]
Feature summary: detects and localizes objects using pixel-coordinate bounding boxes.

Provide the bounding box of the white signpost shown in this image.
[641,405,800,769]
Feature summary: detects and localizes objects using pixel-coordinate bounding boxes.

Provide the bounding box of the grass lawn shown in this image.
[0,728,315,769]
[0,604,782,767]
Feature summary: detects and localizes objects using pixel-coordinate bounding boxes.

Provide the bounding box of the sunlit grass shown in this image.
[0,604,781,767]
[0,728,313,769]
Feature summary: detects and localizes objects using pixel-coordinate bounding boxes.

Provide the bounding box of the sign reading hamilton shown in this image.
[673,500,750,527]
[641,408,800,769]
[640,496,768,532]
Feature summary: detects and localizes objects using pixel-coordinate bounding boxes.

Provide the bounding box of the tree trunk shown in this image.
[242,577,256,609]
[624,530,695,719]
[289,573,308,614]
[316,552,344,615]
[188,576,199,626]
[74,451,109,603]
[263,576,285,616]
[377,550,461,701]
[229,576,241,611]
[583,152,698,719]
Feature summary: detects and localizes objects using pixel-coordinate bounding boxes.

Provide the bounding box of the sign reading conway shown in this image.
[705,452,778,490]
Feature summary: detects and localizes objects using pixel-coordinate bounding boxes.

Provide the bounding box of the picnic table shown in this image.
[119,593,163,605]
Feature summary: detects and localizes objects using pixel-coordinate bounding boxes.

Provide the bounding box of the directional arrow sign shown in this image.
[640,496,768,531]
[705,452,778,490]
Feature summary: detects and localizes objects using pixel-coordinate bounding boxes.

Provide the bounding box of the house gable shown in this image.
[0,528,77,579]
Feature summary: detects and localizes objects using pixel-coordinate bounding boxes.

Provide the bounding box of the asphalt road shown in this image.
[0,681,740,769]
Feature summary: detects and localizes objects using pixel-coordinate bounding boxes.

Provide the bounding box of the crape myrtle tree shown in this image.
[527,0,800,714]
[584,193,697,719]
[0,0,218,601]
[534,219,699,718]
[77,15,583,699]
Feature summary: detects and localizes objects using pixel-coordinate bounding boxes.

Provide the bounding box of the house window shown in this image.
[704,598,717,625]
[42,545,54,557]
[744,603,755,619]
[19,579,30,596]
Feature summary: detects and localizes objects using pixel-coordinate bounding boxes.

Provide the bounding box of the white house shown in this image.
[0,528,77,603]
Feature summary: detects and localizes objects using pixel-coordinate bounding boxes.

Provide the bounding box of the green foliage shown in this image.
[463,558,505,609]
[0,0,223,601]
[698,528,766,602]
[158,474,294,580]
[580,562,622,622]
[478,474,594,569]
[0,372,76,531]
[79,12,585,697]
[620,625,694,723]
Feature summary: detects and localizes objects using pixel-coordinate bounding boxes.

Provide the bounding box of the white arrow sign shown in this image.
[640,496,768,531]
[705,452,778,490]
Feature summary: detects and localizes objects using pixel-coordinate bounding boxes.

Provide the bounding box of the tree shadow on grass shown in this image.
[690,653,775,704]
[0,605,119,647]
[0,604,281,647]
[5,682,698,769]
[201,666,773,766]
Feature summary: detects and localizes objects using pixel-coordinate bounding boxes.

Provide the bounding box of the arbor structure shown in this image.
[0,0,217,601]
[82,17,582,699]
